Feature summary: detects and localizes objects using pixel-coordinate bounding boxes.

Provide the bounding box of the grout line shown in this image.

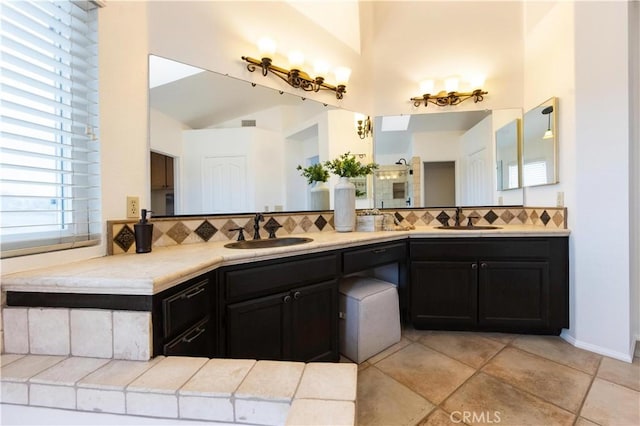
[572,356,604,425]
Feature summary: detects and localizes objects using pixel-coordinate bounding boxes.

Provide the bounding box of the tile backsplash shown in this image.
[107,207,567,255]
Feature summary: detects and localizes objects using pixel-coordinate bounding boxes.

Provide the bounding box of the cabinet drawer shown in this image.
[343,242,406,274]
[163,278,210,337]
[224,254,337,302]
[164,317,211,357]
[410,238,552,260]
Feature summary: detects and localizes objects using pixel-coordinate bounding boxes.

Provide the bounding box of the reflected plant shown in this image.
[296,163,329,185]
[324,152,378,178]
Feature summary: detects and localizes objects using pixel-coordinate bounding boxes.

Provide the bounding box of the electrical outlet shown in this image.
[126,196,140,218]
[556,191,564,207]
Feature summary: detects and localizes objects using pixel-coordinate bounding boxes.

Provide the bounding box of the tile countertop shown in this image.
[1,225,570,296]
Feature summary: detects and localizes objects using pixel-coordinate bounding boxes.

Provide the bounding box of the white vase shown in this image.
[310,181,330,211]
[334,177,356,232]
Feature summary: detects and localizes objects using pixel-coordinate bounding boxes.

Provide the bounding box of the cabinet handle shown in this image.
[481,263,488,269]
[182,326,205,343]
[372,248,387,254]
[293,291,301,300]
[471,263,478,269]
[283,295,292,303]
[183,286,205,299]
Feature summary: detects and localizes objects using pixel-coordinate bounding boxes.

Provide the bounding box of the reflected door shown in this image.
[463,149,491,205]
[202,156,247,213]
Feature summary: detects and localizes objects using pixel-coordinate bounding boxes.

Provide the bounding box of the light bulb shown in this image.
[313,60,329,77]
[543,129,554,139]
[288,51,305,69]
[334,67,352,86]
[257,37,276,58]
[445,76,459,93]
[469,74,486,90]
[419,79,435,95]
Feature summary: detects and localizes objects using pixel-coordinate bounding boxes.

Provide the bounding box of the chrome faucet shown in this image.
[253,213,264,239]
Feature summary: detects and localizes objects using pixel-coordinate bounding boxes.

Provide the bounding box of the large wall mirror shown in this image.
[496,118,521,191]
[522,97,558,187]
[148,55,373,216]
[373,109,524,208]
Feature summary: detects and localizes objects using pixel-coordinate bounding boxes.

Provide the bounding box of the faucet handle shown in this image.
[230,227,246,241]
[466,215,480,227]
[265,223,283,239]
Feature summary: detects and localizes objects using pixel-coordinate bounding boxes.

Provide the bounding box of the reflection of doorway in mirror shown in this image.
[202,156,247,213]
[424,161,455,207]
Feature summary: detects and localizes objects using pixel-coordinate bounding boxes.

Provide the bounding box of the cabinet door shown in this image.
[150,152,166,190]
[478,261,550,329]
[226,291,291,360]
[290,280,338,362]
[410,261,477,328]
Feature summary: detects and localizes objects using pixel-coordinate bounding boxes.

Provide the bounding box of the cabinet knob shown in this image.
[283,295,292,303]
[471,263,478,269]
[481,262,488,269]
[293,291,302,300]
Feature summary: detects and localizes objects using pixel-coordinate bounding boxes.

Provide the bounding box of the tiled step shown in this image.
[0,354,356,426]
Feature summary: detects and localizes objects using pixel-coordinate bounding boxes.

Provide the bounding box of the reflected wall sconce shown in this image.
[395,158,407,165]
[355,114,372,139]
[542,105,554,139]
[410,76,488,107]
[242,37,350,99]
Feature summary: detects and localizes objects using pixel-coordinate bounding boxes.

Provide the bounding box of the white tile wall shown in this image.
[235,399,290,426]
[77,388,126,414]
[29,383,75,409]
[178,395,234,422]
[70,310,113,358]
[286,399,355,426]
[28,308,70,355]
[1,381,28,404]
[126,392,178,418]
[3,308,29,354]
[113,311,151,360]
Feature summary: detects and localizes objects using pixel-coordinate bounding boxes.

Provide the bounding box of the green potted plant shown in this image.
[296,163,329,186]
[324,152,378,232]
[296,163,330,210]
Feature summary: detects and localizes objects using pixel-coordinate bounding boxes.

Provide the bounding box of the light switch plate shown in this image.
[127,196,140,218]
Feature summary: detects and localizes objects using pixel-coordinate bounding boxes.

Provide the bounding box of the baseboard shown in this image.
[561,331,634,363]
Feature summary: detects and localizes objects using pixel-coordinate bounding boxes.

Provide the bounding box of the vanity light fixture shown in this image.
[542,105,554,139]
[242,37,350,99]
[410,76,488,107]
[355,114,372,139]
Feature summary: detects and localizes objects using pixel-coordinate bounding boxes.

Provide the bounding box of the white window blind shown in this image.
[0,0,100,258]
[523,160,548,187]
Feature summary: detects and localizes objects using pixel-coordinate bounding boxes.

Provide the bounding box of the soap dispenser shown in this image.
[134,209,153,253]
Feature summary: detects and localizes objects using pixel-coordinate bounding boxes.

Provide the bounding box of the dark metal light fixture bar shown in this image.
[411,89,488,107]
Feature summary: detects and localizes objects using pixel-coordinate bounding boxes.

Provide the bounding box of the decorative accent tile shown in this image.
[282,217,297,233]
[484,210,499,224]
[166,222,191,244]
[530,210,540,224]
[299,216,313,232]
[517,209,528,223]
[151,225,163,243]
[436,211,450,226]
[114,225,135,252]
[421,211,435,225]
[220,220,242,239]
[394,212,404,223]
[540,210,551,225]
[404,211,419,225]
[500,209,515,223]
[553,211,564,227]
[315,215,327,230]
[194,220,217,242]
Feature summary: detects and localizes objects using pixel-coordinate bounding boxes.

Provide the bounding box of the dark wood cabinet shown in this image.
[153,272,217,357]
[409,237,568,334]
[226,280,337,362]
[220,252,339,362]
[150,151,174,190]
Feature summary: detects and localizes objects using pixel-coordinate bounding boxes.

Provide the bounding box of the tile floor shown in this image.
[351,327,639,426]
